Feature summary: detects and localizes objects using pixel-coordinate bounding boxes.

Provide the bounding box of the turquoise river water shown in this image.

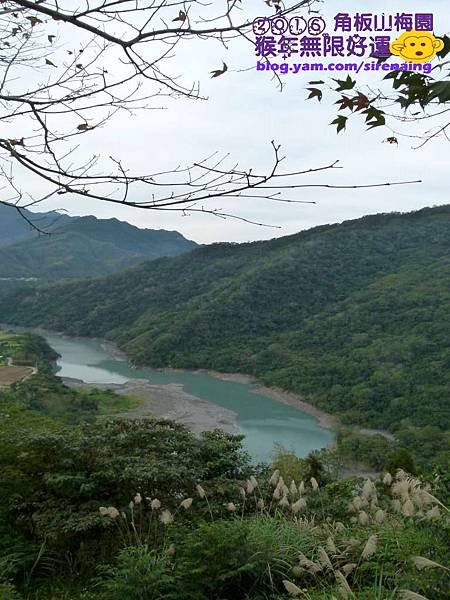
[42,332,334,463]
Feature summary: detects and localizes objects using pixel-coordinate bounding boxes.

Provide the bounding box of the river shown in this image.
[42,332,334,464]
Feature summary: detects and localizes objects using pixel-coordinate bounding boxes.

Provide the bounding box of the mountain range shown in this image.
[0,204,197,279]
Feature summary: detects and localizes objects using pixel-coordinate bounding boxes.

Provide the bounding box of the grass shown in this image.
[94,391,144,416]
[91,468,449,600]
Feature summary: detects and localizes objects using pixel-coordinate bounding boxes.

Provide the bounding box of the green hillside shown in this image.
[0,208,197,279]
[0,231,154,279]
[1,205,449,464]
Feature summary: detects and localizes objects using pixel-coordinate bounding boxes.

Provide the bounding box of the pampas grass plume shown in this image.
[160,509,174,525]
[291,498,307,513]
[402,498,415,517]
[361,535,377,559]
[269,469,280,486]
[283,580,304,596]
[358,510,369,525]
[374,509,386,524]
[180,497,193,510]
[279,495,290,508]
[399,591,429,600]
[196,484,205,499]
[335,571,354,598]
[383,472,393,485]
[413,556,450,572]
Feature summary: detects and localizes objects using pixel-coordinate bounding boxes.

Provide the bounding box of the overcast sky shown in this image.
[30,0,450,244]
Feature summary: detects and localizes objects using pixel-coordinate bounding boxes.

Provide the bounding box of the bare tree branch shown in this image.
[0,1,422,233]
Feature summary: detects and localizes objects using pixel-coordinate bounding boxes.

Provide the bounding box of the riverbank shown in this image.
[3,325,335,432]
[2,326,395,475]
[100,362,396,442]
[152,368,337,430]
[73,334,337,433]
[62,376,239,435]
[3,326,394,445]
[211,372,336,429]
[202,371,395,441]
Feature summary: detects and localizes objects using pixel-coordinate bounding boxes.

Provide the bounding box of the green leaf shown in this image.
[330,115,348,133]
[428,80,450,103]
[332,75,356,91]
[306,87,323,101]
[361,107,386,129]
[366,114,386,129]
[362,107,381,122]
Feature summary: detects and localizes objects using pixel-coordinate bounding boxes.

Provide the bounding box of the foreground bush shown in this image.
[1,417,448,599]
[94,469,449,600]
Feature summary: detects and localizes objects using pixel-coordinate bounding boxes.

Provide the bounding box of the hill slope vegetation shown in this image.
[1,205,449,461]
[0,204,71,246]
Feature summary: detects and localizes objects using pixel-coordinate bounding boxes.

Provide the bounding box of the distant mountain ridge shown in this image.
[0,205,197,278]
[59,215,194,257]
[0,204,71,246]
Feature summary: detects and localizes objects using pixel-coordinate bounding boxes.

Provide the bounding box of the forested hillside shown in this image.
[1,205,449,463]
[0,207,197,279]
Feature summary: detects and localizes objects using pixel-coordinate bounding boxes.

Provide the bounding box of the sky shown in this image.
[20,0,450,244]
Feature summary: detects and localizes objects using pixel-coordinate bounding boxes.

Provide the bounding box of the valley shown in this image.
[39,331,334,463]
[2,205,448,471]
[0,205,448,600]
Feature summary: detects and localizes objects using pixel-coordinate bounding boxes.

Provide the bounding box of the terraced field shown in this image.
[0,365,34,388]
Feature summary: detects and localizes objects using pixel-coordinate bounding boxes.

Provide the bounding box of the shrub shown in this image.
[0,581,22,600]
[99,546,174,600]
[270,446,304,484]
[385,448,417,475]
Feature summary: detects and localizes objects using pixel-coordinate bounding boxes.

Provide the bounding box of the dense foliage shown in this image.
[1,411,449,599]
[0,331,58,369]
[0,333,448,599]
[1,206,449,468]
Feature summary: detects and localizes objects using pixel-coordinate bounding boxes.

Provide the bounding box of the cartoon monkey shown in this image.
[390,30,444,63]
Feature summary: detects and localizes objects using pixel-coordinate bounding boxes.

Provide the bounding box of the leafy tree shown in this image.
[308,36,450,146]
[385,447,418,476]
[302,451,328,485]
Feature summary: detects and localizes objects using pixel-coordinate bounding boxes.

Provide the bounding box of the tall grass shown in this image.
[94,468,449,600]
